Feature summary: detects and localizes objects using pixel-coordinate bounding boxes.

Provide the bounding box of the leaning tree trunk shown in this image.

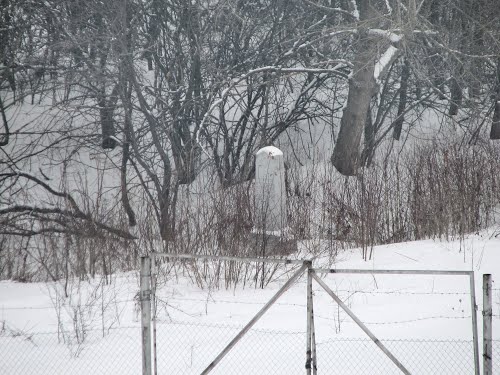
[331,30,376,175]
[490,60,500,139]
[492,99,500,139]
[361,108,375,167]
[393,58,410,141]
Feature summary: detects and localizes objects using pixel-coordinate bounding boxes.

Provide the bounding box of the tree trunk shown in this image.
[0,95,9,146]
[361,108,375,167]
[332,31,376,175]
[448,75,463,116]
[121,102,137,227]
[490,61,500,139]
[393,59,410,140]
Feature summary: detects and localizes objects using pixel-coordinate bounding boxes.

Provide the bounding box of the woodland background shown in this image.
[1,0,500,282]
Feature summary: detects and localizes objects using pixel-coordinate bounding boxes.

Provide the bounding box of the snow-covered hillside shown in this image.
[1,231,499,374]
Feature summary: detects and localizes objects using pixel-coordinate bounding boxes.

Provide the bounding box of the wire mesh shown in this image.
[493,340,500,373]
[0,320,492,374]
[153,320,484,374]
[2,267,495,375]
[316,338,476,374]
[155,321,305,374]
[0,326,141,375]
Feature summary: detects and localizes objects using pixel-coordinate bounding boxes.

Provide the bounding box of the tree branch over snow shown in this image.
[303,0,358,21]
[1,171,78,209]
[0,204,136,239]
[374,45,400,84]
[368,29,403,45]
[197,64,350,148]
[0,172,136,239]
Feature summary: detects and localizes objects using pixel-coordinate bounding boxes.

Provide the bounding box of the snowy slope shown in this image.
[1,232,499,374]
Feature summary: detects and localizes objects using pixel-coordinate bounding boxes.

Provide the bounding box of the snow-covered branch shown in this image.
[374,46,400,84]
[196,64,350,148]
[303,0,358,21]
[368,29,403,44]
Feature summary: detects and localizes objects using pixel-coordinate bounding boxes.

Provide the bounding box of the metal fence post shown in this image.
[311,308,317,375]
[308,263,317,375]
[483,274,492,375]
[306,263,312,375]
[470,272,481,375]
[151,253,158,375]
[140,256,152,375]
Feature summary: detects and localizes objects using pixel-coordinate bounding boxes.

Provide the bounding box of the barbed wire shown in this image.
[316,337,475,345]
[314,313,472,325]
[0,299,136,311]
[158,289,469,308]
[0,324,141,337]
[6,319,500,339]
[1,320,304,337]
[0,286,472,312]
[163,286,490,327]
[342,290,469,296]
[160,296,307,308]
[0,282,490,314]
[156,320,306,335]
[5,321,493,375]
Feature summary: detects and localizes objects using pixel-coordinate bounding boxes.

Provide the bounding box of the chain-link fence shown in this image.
[148,260,492,374]
[155,321,305,374]
[151,320,491,374]
[494,340,500,373]
[1,267,498,375]
[148,276,500,373]
[316,338,475,374]
[1,321,498,374]
[0,326,141,375]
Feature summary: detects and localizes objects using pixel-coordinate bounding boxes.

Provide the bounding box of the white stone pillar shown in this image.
[255,146,286,233]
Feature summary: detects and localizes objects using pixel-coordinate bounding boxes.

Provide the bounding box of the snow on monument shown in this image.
[255,146,286,233]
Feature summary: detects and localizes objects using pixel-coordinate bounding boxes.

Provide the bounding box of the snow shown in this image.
[107,136,122,146]
[1,232,499,373]
[368,29,403,44]
[374,45,399,83]
[384,0,393,14]
[350,0,360,20]
[255,146,284,157]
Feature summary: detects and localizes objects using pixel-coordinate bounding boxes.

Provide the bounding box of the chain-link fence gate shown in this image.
[142,254,484,375]
[0,256,496,374]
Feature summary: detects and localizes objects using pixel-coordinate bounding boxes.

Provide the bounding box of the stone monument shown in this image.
[254,146,286,233]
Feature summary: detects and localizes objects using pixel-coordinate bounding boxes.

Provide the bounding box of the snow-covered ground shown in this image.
[1,231,499,374]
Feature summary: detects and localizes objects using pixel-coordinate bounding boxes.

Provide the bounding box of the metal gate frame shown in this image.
[310,268,480,375]
[148,253,306,375]
[140,254,480,375]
